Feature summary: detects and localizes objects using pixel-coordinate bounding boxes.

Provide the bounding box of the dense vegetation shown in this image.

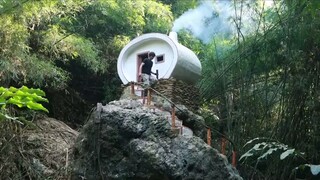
[0,0,319,179]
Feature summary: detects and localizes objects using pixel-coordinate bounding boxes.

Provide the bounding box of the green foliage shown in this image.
[0,0,91,89]
[198,99,220,128]
[77,0,173,38]
[0,0,173,93]
[294,164,320,177]
[143,0,173,33]
[240,138,320,179]
[41,25,106,73]
[199,0,320,179]
[240,138,304,164]
[159,0,199,18]
[0,86,49,116]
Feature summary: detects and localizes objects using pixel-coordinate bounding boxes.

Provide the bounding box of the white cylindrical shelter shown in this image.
[117,32,201,84]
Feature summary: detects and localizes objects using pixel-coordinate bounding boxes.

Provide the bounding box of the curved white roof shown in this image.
[117,32,201,84]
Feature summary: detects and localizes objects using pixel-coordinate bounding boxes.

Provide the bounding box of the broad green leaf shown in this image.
[7,98,24,107]
[0,87,6,93]
[295,164,320,176]
[1,91,13,98]
[0,97,6,104]
[25,88,46,96]
[8,86,18,92]
[258,148,278,160]
[239,152,254,161]
[243,137,261,147]
[26,101,49,113]
[20,86,30,92]
[310,165,320,175]
[280,149,295,160]
[20,97,33,103]
[15,90,27,97]
[28,93,49,102]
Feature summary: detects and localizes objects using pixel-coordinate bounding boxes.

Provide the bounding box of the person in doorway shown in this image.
[139,51,157,88]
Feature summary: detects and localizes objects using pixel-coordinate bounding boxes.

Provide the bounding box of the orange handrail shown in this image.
[130,82,135,95]
[207,127,237,167]
[221,137,227,155]
[147,88,151,106]
[232,151,237,167]
[171,104,176,128]
[207,128,211,146]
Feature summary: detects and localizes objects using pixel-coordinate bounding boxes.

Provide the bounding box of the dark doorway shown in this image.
[137,52,149,82]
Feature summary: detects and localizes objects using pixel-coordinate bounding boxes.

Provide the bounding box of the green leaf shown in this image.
[258,147,278,160]
[239,152,254,161]
[1,90,13,99]
[28,93,49,102]
[7,97,24,108]
[280,149,295,160]
[15,90,27,97]
[0,97,6,104]
[295,164,320,176]
[26,101,49,113]
[0,87,6,93]
[310,165,320,175]
[25,87,46,96]
[8,86,18,92]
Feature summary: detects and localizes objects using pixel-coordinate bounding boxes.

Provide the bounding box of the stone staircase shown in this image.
[133,84,193,137]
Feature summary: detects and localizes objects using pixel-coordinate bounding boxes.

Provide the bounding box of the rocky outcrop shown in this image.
[72,99,242,180]
[0,117,78,180]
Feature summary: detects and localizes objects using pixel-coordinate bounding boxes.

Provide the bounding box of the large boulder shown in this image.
[72,99,242,180]
[0,117,78,180]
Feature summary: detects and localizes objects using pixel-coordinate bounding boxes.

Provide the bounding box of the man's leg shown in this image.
[149,75,157,86]
[141,74,150,88]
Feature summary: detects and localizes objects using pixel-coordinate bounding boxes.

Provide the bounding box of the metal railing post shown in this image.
[171,104,175,128]
[130,82,135,95]
[147,88,151,106]
[207,128,211,146]
[142,90,145,104]
[232,151,237,167]
[221,137,226,155]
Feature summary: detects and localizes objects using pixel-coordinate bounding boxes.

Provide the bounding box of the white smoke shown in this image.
[172,0,259,44]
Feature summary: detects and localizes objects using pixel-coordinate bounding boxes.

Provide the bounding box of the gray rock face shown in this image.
[72,99,242,180]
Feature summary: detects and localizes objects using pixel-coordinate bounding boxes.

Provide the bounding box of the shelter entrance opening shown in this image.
[137,52,149,82]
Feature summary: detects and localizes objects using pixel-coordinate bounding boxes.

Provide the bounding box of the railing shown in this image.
[129,81,237,167]
[129,82,186,133]
[207,127,237,167]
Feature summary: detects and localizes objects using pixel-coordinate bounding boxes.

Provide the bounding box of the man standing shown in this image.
[139,51,157,88]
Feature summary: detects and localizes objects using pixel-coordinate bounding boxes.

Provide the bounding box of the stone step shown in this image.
[131,85,194,137]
